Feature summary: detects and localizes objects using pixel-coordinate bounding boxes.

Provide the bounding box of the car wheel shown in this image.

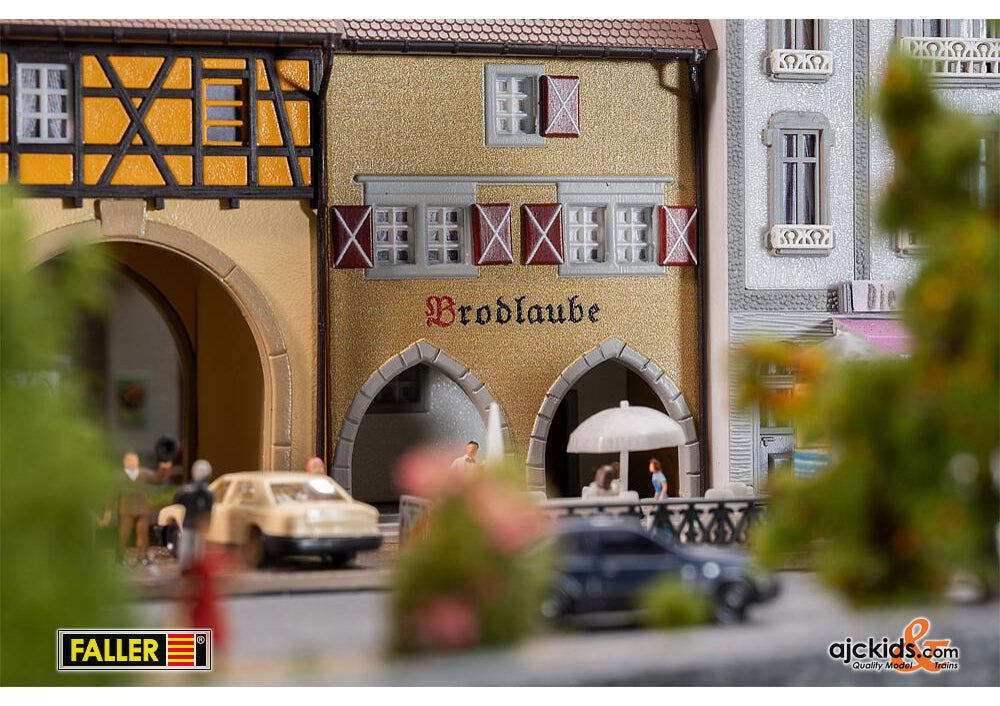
[324,553,354,568]
[715,580,752,624]
[163,523,181,558]
[242,527,269,568]
[541,589,573,622]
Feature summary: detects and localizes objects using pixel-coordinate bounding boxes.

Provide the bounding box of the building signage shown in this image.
[838,280,906,313]
[426,294,601,328]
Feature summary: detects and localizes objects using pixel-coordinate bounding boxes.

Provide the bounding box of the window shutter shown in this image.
[659,206,698,266]
[521,204,564,265]
[471,204,514,265]
[329,205,374,269]
[540,75,580,138]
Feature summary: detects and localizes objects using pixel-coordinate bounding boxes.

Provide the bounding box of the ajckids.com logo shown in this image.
[828,617,959,673]
[57,629,212,671]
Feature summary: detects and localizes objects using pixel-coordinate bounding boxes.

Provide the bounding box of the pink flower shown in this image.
[394,446,469,499]
[468,484,550,555]
[412,595,480,650]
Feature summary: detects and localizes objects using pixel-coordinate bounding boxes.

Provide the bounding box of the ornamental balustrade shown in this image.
[768,49,833,79]
[768,224,834,255]
[900,36,1000,81]
[398,493,767,547]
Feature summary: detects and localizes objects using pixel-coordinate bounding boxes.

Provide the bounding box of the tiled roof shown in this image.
[341,19,713,50]
[2,19,713,50]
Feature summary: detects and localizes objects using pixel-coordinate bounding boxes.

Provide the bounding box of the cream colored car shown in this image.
[158,472,382,566]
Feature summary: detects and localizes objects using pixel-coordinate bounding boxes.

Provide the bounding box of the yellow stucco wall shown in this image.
[17,197,317,471]
[326,54,699,466]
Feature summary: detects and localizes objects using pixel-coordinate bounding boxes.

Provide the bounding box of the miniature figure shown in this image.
[449,441,481,474]
[111,451,164,564]
[171,459,214,572]
[649,458,669,500]
[305,456,327,475]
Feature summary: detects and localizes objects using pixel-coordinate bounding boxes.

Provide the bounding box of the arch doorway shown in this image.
[333,341,509,511]
[528,339,701,498]
[33,222,287,475]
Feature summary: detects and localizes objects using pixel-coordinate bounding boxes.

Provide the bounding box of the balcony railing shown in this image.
[768,224,834,255]
[900,36,1000,83]
[768,49,833,80]
[399,494,768,547]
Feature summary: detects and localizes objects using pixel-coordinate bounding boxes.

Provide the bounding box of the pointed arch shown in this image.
[331,340,510,492]
[527,338,702,497]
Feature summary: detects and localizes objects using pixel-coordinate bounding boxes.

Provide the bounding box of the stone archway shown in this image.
[27,200,293,470]
[526,338,702,497]
[331,340,509,493]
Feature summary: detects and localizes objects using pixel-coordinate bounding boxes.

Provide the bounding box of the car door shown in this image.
[204,479,233,544]
[594,529,682,611]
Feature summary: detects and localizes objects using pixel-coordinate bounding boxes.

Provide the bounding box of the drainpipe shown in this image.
[314,39,335,463]
[689,50,709,494]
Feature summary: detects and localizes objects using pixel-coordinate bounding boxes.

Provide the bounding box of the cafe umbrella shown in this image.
[567,400,686,495]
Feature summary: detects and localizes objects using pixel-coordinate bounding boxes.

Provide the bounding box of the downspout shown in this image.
[689,49,709,494]
[314,39,335,462]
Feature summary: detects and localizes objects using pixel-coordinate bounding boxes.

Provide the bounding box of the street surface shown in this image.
[134,572,1000,686]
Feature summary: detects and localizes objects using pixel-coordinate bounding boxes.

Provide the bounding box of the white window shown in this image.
[565,206,606,264]
[484,64,545,147]
[425,207,465,265]
[363,181,477,279]
[767,20,832,80]
[898,20,1000,83]
[17,63,72,143]
[373,207,414,266]
[765,112,834,256]
[557,181,665,277]
[614,206,654,264]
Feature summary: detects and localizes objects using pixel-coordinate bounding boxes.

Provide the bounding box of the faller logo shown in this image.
[827,617,959,673]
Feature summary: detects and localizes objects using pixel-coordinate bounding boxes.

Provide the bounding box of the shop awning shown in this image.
[830,317,913,357]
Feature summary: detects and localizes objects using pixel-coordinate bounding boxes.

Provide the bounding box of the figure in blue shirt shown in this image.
[649,457,668,500]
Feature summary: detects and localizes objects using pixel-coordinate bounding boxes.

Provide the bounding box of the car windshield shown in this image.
[269,478,346,504]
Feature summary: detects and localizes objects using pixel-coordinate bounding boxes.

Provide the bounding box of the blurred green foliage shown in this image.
[639,577,714,629]
[1,190,133,685]
[739,52,999,604]
[391,454,553,654]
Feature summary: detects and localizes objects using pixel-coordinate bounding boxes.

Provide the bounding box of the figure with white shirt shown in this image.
[449,441,481,475]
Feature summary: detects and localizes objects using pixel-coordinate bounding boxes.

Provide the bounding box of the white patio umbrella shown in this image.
[567,400,686,496]
[484,401,505,467]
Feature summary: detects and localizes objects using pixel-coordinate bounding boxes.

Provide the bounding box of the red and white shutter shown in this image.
[659,206,698,266]
[471,204,514,265]
[330,205,374,269]
[521,204,564,265]
[540,75,580,138]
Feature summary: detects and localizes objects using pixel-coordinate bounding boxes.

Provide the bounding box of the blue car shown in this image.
[542,515,779,626]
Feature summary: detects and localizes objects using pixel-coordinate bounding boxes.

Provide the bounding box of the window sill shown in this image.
[768,224,834,256]
[899,36,1000,86]
[364,264,478,280]
[485,134,546,148]
[557,263,665,278]
[768,49,834,81]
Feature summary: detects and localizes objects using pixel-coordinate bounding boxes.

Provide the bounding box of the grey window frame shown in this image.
[484,63,546,148]
[766,20,832,82]
[16,62,73,144]
[764,111,833,227]
[363,180,478,280]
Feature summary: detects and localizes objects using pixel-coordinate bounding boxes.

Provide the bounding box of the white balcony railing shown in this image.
[900,36,1000,82]
[768,49,834,79]
[768,224,834,256]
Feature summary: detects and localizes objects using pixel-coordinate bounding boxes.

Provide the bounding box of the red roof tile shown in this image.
[2,19,713,51]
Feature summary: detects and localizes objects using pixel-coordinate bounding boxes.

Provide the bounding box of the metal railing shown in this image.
[399,494,767,547]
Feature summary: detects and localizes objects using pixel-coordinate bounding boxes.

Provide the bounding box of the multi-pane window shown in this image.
[493,75,536,137]
[780,130,820,225]
[974,133,998,209]
[782,19,819,50]
[909,19,998,38]
[566,206,606,263]
[373,207,414,266]
[614,206,653,263]
[203,78,246,145]
[17,63,72,143]
[426,207,464,265]
[371,366,428,414]
[484,64,544,147]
